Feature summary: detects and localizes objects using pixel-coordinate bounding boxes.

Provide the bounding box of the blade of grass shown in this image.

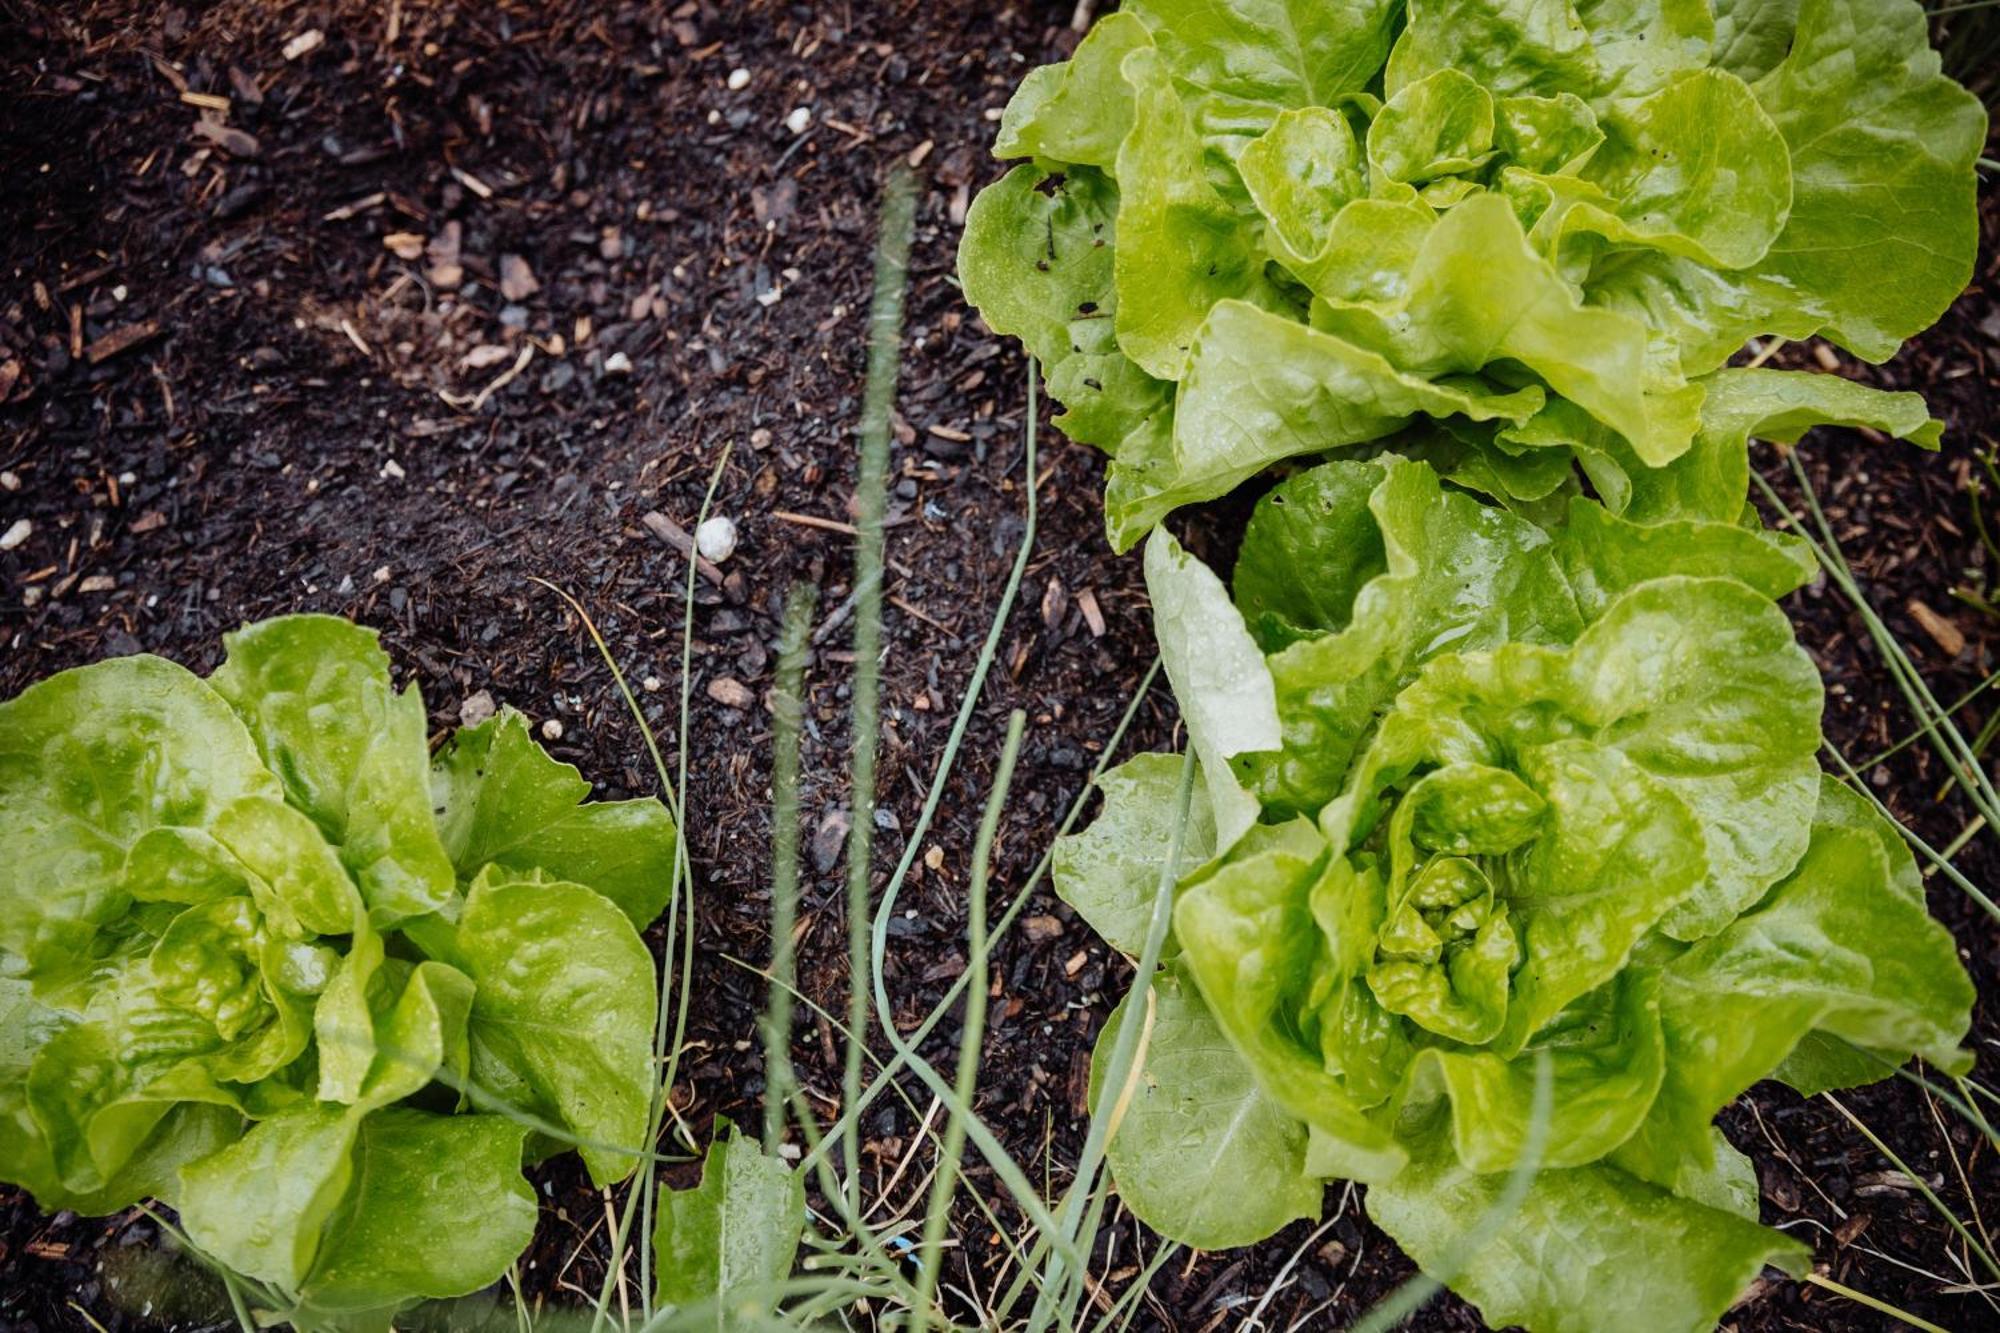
[843,164,919,1219]
[1824,1092,2000,1286]
[1028,747,1197,1332]
[913,709,1028,1328]
[536,437,733,1330]
[1803,1272,1953,1332]
[766,583,817,1153]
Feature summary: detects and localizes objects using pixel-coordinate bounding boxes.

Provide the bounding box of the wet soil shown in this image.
[1,3,1995,1330]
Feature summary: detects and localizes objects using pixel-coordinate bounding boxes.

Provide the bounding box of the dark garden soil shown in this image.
[1,3,1995,1330]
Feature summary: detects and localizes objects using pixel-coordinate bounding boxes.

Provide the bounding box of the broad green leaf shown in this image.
[1143,529,1279,850]
[316,926,472,1111]
[958,164,1119,373]
[1615,779,1973,1188]
[956,164,1166,454]
[210,796,363,939]
[1173,818,1407,1179]
[0,656,278,987]
[1494,92,1603,174]
[1589,0,1984,371]
[1241,457,1582,816]
[1624,366,1942,525]
[1367,69,1495,188]
[1559,577,1824,938]
[1052,753,1217,958]
[1107,299,1544,548]
[179,1103,361,1290]
[1239,107,1366,272]
[298,1109,534,1314]
[1368,1108,1809,1333]
[314,927,385,1104]
[1552,496,1814,621]
[1044,349,1173,454]
[0,980,235,1215]
[993,11,1150,169]
[432,708,679,931]
[653,1123,804,1319]
[454,871,656,1186]
[1232,459,1389,649]
[361,960,474,1110]
[1385,0,1597,102]
[1747,0,1986,362]
[1124,0,1398,164]
[1312,193,1695,467]
[1112,47,1282,380]
[1422,970,1666,1173]
[1089,965,1321,1249]
[1499,740,1705,1043]
[27,914,315,1194]
[1711,0,1803,81]
[211,616,456,926]
[1571,69,1792,269]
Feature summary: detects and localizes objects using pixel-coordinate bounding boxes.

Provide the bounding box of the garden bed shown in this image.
[1,1,1995,1329]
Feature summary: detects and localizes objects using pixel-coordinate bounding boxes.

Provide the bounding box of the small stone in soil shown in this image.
[695,515,738,562]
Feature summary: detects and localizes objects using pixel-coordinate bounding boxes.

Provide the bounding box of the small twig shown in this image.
[639,511,724,584]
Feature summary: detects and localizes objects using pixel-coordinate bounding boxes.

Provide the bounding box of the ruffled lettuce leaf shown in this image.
[1052,752,1217,958]
[211,616,457,926]
[1234,457,1583,817]
[431,707,679,931]
[0,656,281,990]
[1089,963,1323,1248]
[1367,1103,1809,1333]
[1614,778,1974,1188]
[965,0,1980,550]
[179,1102,533,1309]
[440,868,658,1186]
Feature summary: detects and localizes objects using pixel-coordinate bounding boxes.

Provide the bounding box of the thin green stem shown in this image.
[1803,1273,1952,1332]
[1825,1093,2000,1286]
[765,584,817,1153]
[844,165,919,1218]
[1030,748,1197,1332]
[913,710,1027,1329]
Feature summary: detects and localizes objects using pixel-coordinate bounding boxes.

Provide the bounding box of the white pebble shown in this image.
[540,717,564,741]
[604,351,633,375]
[695,515,738,562]
[726,67,751,91]
[784,106,812,135]
[0,518,30,551]
[380,459,406,480]
[0,471,18,491]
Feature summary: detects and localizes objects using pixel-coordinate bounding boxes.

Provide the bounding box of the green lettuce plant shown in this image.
[1057,461,1975,1331]
[959,0,1984,551]
[0,615,678,1329]
[960,7,1986,1323]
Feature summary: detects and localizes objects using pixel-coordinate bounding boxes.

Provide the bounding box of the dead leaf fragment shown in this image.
[706,677,756,709]
[192,120,260,158]
[1908,599,1966,658]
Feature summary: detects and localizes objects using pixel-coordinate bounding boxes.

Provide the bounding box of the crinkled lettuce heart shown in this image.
[1082,762,1969,1333]
[1171,573,1819,1157]
[0,611,679,1303]
[959,0,1981,549]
